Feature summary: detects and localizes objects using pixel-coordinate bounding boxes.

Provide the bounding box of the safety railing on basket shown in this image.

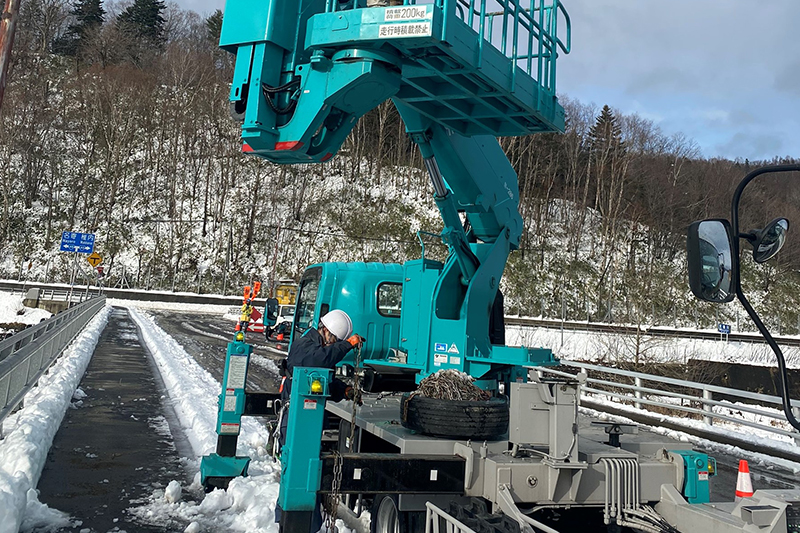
[537,361,800,445]
[454,0,570,91]
[322,0,570,94]
[0,296,106,435]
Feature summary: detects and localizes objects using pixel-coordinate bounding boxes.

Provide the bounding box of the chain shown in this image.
[348,345,362,452]
[324,450,343,531]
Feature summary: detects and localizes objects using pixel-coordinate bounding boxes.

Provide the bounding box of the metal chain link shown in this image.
[324,450,343,531]
[348,345,362,452]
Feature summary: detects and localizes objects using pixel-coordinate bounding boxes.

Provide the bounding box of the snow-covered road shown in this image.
[1,302,364,533]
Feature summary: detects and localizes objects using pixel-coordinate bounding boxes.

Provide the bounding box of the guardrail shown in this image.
[0,296,106,435]
[13,287,102,304]
[537,361,800,444]
[0,280,267,307]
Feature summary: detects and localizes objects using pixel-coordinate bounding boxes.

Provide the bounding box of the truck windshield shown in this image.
[293,268,321,336]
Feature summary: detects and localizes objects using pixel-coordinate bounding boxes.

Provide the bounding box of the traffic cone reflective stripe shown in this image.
[735,459,754,498]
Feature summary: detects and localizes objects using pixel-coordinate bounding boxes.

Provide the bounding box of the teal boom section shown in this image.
[219,0,570,163]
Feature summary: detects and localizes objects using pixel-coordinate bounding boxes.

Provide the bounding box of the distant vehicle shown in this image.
[276,304,294,325]
[274,282,297,306]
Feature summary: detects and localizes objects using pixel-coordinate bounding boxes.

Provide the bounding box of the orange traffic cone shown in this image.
[735,459,754,498]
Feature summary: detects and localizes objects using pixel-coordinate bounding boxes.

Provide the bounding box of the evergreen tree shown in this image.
[206,10,223,45]
[588,104,624,153]
[117,0,166,44]
[53,0,105,56]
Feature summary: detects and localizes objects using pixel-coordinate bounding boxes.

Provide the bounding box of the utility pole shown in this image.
[0,0,22,110]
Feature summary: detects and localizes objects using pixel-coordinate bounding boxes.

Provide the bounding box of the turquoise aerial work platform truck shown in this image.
[200,1,800,532]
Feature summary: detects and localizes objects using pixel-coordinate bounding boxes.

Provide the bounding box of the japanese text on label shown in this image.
[378,22,432,39]
[384,6,430,21]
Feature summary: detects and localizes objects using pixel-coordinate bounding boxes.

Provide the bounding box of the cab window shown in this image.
[377,283,402,317]
[294,268,321,335]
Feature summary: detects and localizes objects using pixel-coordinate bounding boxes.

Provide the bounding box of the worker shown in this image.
[275,309,365,528]
[279,309,365,412]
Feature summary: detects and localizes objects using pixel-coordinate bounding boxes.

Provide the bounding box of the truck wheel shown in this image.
[370,495,425,533]
[400,393,508,440]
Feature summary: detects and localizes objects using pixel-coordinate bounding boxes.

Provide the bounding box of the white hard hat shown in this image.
[320,309,353,340]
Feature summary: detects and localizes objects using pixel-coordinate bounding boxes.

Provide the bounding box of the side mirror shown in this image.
[687,219,737,303]
[265,298,279,327]
[747,217,789,263]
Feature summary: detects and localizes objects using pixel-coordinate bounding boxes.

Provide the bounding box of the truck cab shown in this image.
[291,262,405,368]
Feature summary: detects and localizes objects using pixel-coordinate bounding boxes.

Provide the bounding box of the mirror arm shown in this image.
[731,164,800,432]
[737,232,756,243]
[735,289,800,431]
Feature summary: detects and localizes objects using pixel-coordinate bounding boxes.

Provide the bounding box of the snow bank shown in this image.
[0,292,51,330]
[508,322,800,368]
[0,305,111,533]
[127,307,359,533]
[107,298,233,316]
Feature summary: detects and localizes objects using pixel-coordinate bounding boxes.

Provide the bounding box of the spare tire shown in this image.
[400,393,508,440]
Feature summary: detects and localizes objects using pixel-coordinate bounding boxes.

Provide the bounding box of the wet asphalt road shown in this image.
[36,308,191,533]
[146,310,286,394]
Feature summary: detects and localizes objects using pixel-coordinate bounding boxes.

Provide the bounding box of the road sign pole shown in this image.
[68,252,77,304]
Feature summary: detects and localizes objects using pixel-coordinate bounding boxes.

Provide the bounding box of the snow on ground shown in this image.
[0,305,111,533]
[125,306,360,533]
[0,292,51,332]
[508,321,800,368]
[106,298,233,316]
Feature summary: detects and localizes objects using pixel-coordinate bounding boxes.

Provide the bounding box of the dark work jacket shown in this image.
[281,327,353,403]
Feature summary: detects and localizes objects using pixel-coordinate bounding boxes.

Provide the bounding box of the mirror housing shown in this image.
[265,298,279,327]
[747,218,789,263]
[687,219,737,303]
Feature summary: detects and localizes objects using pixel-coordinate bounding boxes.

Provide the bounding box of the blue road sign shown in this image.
[60,231,95,253]
[717,323,731,334]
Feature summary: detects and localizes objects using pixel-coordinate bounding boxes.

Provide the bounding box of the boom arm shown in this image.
[220,0,570,377]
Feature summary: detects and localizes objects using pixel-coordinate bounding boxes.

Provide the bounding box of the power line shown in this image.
[126,218,446,246]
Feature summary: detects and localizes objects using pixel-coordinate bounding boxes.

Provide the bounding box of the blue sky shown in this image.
[178,0,800,162]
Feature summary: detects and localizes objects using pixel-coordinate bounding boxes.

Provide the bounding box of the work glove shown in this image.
[344,386,363,406]
[347,335,366,348]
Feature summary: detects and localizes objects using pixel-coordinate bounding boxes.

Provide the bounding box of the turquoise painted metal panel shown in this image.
[397,258,442,372]
[216,340,252,435]
[305,4,442,49]
[199,338,253,485]
[486,345,557,366]
[200,453,250,484]
[278,367,332,511]
[670,450,716,504]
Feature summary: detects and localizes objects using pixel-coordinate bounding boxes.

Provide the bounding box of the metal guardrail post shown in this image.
[634,377,642,409]
[703,389,713,426]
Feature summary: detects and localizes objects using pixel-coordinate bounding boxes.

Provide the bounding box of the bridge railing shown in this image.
[0,296,106,435]
[537,360,800,443]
